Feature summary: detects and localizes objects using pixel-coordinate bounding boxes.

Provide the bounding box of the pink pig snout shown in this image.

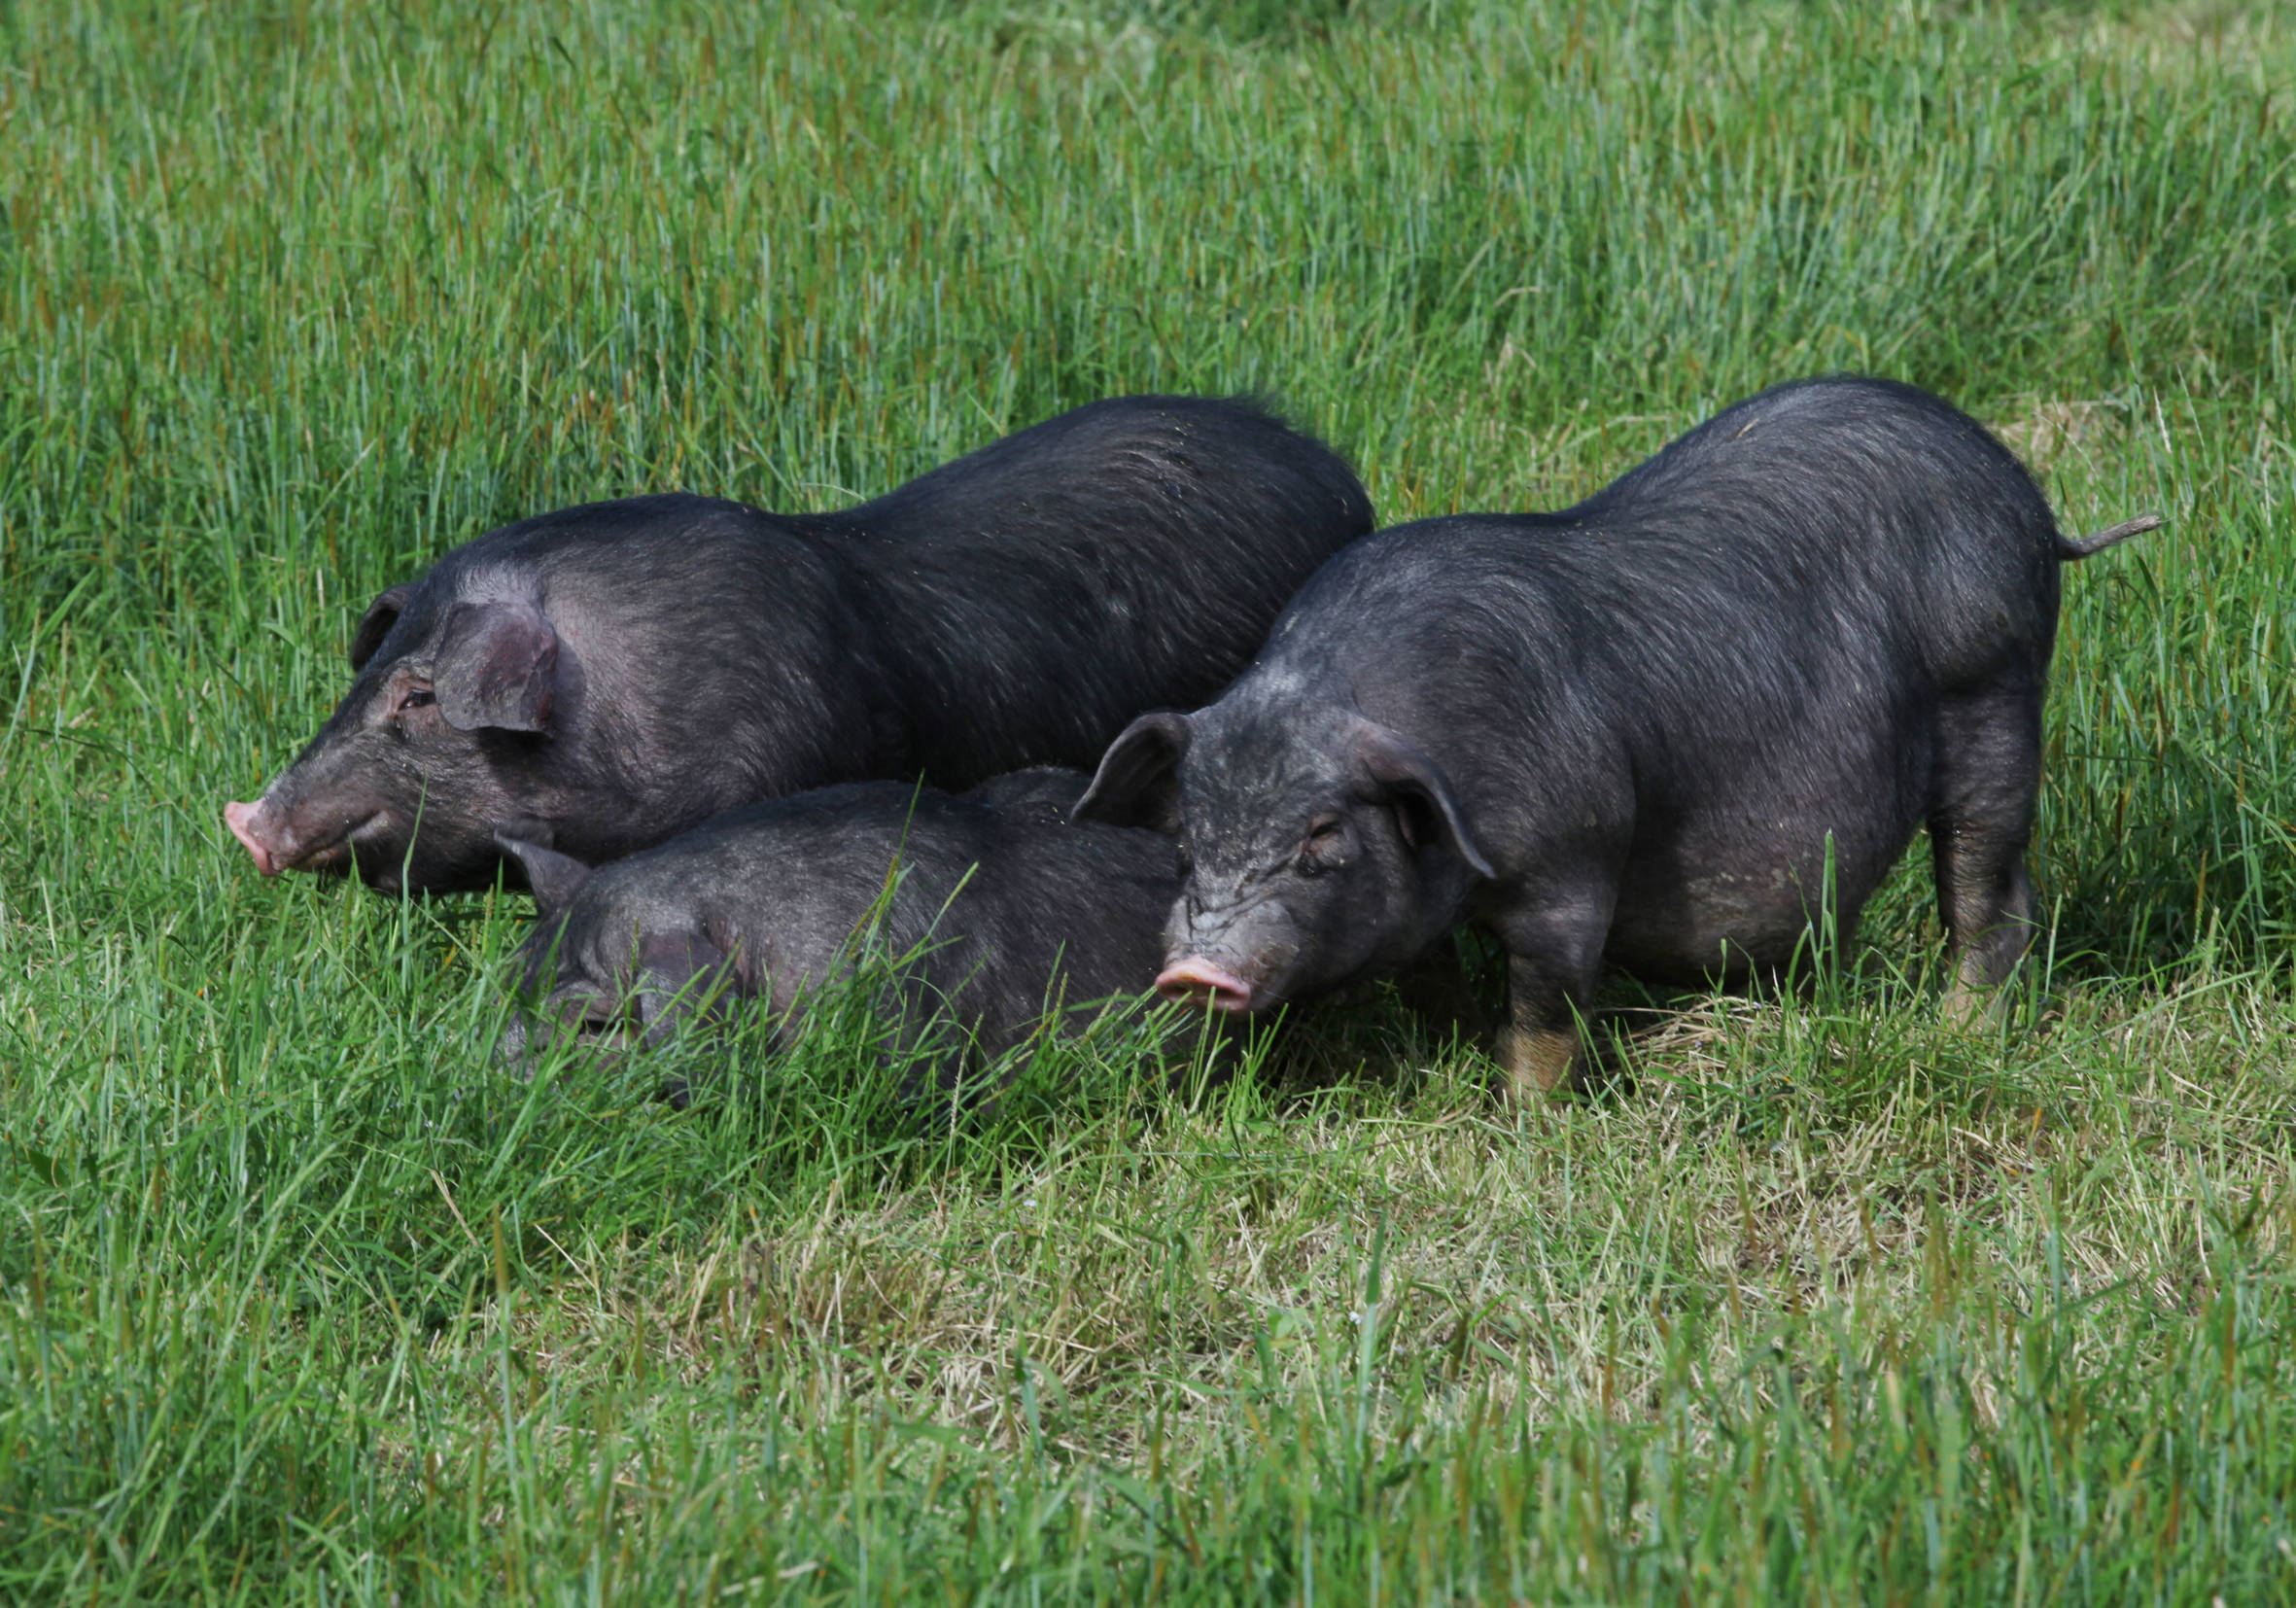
[1155,957,1256,1014]
[224,800,281,876]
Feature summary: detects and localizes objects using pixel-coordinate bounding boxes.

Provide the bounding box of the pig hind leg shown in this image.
[1928,684,2043,1015]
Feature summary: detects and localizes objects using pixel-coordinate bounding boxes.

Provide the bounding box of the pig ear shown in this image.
[635,930,733,1042]
[496,836,593,913]
[435,600,559,732]
[1352,721,1495,880]
[349,584,414,670]
[637,930,731,996]
[1075,712,1193,831]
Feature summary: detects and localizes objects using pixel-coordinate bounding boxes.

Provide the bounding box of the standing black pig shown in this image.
[1074,376,2156,1097]
[225,396,1372,893]
[497,769,1182,1080]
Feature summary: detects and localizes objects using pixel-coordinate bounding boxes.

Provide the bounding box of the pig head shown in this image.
[225,582,573,894]
[495,837,740,1068]
[1076,699,1491,1015]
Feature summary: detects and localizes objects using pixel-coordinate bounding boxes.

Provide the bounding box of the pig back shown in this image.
[1565,375,2065,684]
[786,785,1180,1054]
[819,396,1373,786]
[1228,375,2071,900]
[614,781,1180,1057]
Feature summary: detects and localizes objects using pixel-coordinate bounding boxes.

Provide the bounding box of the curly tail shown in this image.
[2057,512,2163,560]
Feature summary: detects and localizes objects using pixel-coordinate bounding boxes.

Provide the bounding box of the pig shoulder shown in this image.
[443,492,900,800]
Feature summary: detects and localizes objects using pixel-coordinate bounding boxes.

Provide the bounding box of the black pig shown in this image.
[498,769,1184,1081]
[225,396,1372,893]
[1075,376,2156,1097]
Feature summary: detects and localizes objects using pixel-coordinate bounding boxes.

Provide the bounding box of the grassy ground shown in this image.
[6,0,2296,1600]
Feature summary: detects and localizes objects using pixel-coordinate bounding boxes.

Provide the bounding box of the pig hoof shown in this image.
[1940,982,2013,1029]
[1495,1025,1579,1101]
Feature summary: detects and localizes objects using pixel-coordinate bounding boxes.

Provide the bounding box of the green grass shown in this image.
[6,0,2296,1600]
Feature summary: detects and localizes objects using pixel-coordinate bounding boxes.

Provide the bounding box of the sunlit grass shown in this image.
[4,0,2295,1601]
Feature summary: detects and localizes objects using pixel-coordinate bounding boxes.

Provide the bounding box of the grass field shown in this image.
[6,0,2296,1600]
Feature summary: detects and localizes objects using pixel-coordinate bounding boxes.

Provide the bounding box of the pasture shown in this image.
[5,1,2295,1600]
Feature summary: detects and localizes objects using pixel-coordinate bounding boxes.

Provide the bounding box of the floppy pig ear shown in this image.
[495,836,593,913]
[434,599,559,732]
[1074,712,1193,831]
[1352,720,1495,880]
[635,930,734,1043]
[349,584,414,670]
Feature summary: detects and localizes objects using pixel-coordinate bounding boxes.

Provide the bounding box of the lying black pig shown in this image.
[1075,375,2157,1097]
[497,769,1184,1085]
[226,396,1372,893]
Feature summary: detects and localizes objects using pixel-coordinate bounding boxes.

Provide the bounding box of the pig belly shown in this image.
[1600,771,1929,985]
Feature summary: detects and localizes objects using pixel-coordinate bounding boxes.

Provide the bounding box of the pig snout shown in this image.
[1156,957,1256,1014]
[223,794,371,876]
[1157,887,1308,1015]
[224,799,283,876]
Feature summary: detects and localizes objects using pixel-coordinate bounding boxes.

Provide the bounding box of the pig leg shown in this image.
[1496,1006,1578,1097]
[1491,892,1613,1100]
[1928,686,2042,1019]
[1393,936,1490,1045]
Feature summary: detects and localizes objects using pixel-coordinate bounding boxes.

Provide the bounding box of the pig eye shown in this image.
[573,998,632,1047]
[1298,818,1347,873]
[391,682,436,717]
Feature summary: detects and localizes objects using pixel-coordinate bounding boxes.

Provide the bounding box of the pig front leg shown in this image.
[1391,936,1490,1045]
[1496,1013,1577,1097]
[1490,890,1614,1101]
